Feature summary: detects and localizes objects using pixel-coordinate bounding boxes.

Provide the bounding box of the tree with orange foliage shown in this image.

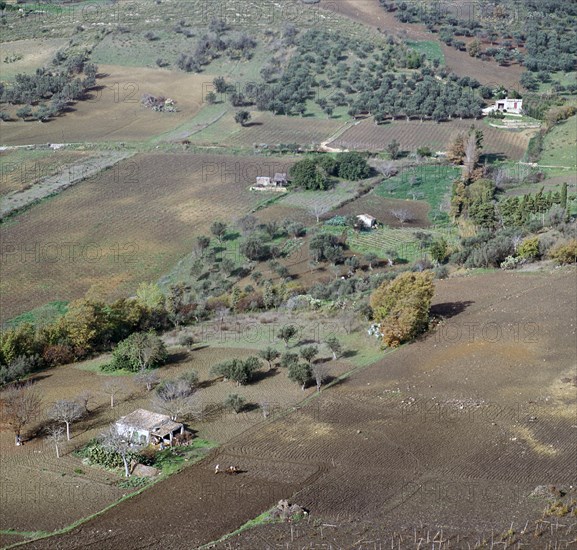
[369,271,435,348]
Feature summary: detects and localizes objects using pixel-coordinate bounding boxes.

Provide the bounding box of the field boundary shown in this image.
[0,152,135,219]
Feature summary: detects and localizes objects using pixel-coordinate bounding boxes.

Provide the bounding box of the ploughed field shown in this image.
[0,152,294,322]
[24,270,577,549]
[331,119,533,160]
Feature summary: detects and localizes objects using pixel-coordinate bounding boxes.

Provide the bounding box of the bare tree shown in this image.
[374,160,398,178]
[152,379,198,421]
[48,399,83,441]
[390,208,413,224]
[310,203,330,224]
[312,364,329,392]
[101,425,143,478]
[134,369,160,392]
[1,384,42,445]
[511,235,523,253]
[46,425,65,458]
[102,379,125,409]
[77,391,94,415]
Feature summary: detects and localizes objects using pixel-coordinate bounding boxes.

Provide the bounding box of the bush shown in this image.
[0,355,40,386]
[433,265,449,279]
[518,236,540,260]
[224,393,246,413]
[549,239,577,264]
[336,152,371,180]
[370,271,435,347]
[109,332,167,372]
[78,440,139,469]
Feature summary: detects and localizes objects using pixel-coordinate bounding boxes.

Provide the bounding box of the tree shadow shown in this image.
[243,121,263,127]
[480,152,507,164]
[252,368,280,383]
[342,349,358,358]
[430,300,475,319]
[223,231,240,241]
[197,377,218,389]
[168,351,190,364]
[296,338,319,346]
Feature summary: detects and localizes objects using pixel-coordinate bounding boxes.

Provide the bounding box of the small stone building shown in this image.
[356,214,377,229]
[116,409,184,446]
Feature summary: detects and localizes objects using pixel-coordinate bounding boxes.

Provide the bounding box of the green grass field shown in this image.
[406,40,445,65]
[540,115,577,169]
[3,300,69,329]
[375,164,460,223]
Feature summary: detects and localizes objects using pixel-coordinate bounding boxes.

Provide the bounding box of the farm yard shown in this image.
[16,270,577,549]
[330,119,534,160]
[0,152,295,322]
[0,316,361,543]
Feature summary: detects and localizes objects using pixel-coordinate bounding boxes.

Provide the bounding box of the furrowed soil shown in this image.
[22,269,577,549]
[0,152,295,322]
[332,119,533,160]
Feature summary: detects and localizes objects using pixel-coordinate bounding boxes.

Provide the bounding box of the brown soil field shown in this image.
[0,339,353,540]
[188,111,344,149]
[319,0,525,90]
[0,38,69,81]
[21,269,576,549]
[0,149,95,196]
[333,192,431,228]
[0,65,209,146]
[332,118,533,160]
[0,152,295,322]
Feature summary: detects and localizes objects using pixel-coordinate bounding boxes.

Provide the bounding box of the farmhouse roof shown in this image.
[357,214,376,221]
[274,173,288,181]
[117,409,182,438]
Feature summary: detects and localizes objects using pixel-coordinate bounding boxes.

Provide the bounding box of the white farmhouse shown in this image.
[482,98,523,115]
[115,409,184,446]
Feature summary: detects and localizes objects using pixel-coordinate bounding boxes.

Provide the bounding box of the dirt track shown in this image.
[23,270,577,549]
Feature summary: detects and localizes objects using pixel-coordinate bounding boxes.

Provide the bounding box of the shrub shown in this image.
[109,332,167,372]
[370,271,435,348]
[43,344,75,366]
[518,236,540,260]
[549,239,577,264]
[224,393,246,413]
